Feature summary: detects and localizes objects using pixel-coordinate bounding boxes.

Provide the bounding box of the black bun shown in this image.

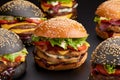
[0,0,44,18]
[91,37,120,65]
[0,28,24,54]
[13,61,27,79]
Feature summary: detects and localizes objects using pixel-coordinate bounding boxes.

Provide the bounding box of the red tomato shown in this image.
[42,2,52,7]
[114,69,120,75]
[15,56,22,62]
[78,45,87,51]
[25,18,43,24]
[96,64,109,75]
[8,20,18,24]
[2,57,9,62]
[0,20,8,24]
[33,41,49,46]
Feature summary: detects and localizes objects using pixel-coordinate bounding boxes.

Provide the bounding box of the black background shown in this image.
[0,0,105,80]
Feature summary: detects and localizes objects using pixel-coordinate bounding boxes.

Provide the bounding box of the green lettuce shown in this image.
[32,36,89,50]
[104,64,116,74]
[0,48,28,62]
[94,16,110,24]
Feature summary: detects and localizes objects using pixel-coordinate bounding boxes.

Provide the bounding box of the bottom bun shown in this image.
[89,73,120,80]
[13,61,27,79]
[96,27,120,39]
[35,52,87,70]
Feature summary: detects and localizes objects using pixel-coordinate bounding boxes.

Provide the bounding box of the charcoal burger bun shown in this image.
[0,0,44,17]
[33,17,89,70]
[0,0,44,45]
[0,28,24,54]
[92,37,120,65]
[90,37,120,80]
[0,28,28,79]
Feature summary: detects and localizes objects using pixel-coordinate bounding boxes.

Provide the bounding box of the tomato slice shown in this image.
[2,57,9,62]
[114,69,120,75]
[96,64,109,75]
[42,2,52,7]
[25,18,44,24]
[15,56,22,62]
[33,41,50,46]
[78,44,87,51]
[0,20,8,24]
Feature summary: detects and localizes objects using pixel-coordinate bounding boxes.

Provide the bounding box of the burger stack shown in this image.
[40,0,78,19]
[32,17,90,70]
[0,0,45,45]
[94,0,120,39]
[0,28,28,80]
[90,37,120,80]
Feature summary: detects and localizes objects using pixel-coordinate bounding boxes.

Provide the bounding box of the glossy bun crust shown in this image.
[95,0,120,19]
[91,37,120,65]
[34,17,88,38]
[0,0,44,18]
[0,28,24,55]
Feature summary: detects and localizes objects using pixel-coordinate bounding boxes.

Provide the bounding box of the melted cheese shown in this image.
[56,13,72,18]
[1,22,36,29]
[11,28,35,34]
[61,2,73,7]
[58,50,69,55]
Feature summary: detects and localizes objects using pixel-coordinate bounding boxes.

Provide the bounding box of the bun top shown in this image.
[0,28,24,55]
[34,17,88,38]
[91,37,120,65]
[95,0,120,19]
[0,0,44,18]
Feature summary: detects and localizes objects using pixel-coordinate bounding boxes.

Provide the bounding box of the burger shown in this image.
[0,0,45,45]
[94,0,120,39]
[0,28,28,80]
[90,37,120,80]
[40,0,78,19]
[32,17,90,70]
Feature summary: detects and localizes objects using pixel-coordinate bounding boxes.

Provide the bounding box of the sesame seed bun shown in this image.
[35,52,87,70]
[91,37,120,65]
[34,17,88,38]
[0,0,44,18]
[95,0,120,19]
[0,28,24,55]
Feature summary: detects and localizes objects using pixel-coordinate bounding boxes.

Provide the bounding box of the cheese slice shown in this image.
[11,28,35,34]
[1,22,36,29]
[61,2,73,7]
[58,50,69,55]
[56,13,72,18]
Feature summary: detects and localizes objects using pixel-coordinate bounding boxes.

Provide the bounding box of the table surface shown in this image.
[0,0,105,80]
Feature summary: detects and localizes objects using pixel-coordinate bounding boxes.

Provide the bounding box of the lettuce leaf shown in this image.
[104,64,116,74]
[94,16,110,23]
[1,48,28,62]
[32,35,89,50]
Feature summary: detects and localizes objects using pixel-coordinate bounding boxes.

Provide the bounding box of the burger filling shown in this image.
[0,16,46,43]
[41,0,78,18]
[91,64,120,76]
[94,16,120,37]
[32,35,89,66]
[0,48,28,64]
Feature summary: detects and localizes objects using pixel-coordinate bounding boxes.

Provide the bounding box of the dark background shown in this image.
[0,0,105,80]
